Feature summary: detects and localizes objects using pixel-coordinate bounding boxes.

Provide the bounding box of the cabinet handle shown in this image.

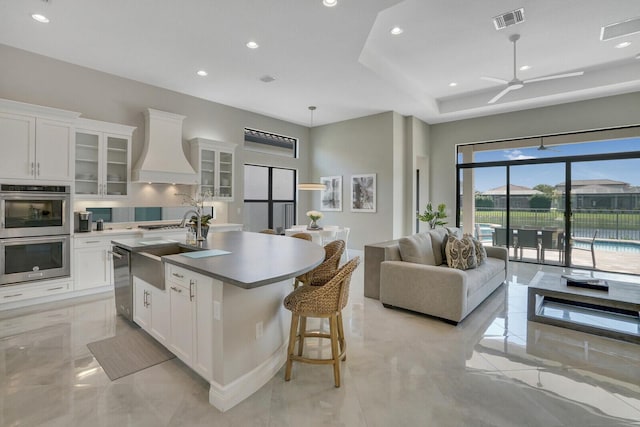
[47,286,64,291]
[172,273,184,279]
[30,162,35,175]
[170,286,182,293]
[84,240,100,244]
[143,290,149,308]
[189,279,195,301]
[37,162,40,176]
[3,293,23,299]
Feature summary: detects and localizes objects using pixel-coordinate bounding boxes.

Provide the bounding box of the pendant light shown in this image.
[297,106,326,191]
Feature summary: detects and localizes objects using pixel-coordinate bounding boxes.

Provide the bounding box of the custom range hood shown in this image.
[132,108,198,185]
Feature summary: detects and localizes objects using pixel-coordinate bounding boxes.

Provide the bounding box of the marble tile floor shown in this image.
[1,255,640,426]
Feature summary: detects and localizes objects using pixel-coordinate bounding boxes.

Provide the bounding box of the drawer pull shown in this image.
[47,286,64,291]
[3,293,23,299]
[84,240,101,244]
[172,273,184,279]
[170,286,182,293]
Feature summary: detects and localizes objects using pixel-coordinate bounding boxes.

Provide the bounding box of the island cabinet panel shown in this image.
[165,265,215,376]
[133,276,169,346]
[168,280,194,365]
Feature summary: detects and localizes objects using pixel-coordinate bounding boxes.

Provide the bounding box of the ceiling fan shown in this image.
[536,137,559,152]
[482,34,584,104]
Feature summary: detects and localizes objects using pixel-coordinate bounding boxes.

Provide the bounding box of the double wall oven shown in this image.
[0,184,71,286]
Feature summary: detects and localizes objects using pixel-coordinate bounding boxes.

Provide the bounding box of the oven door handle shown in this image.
[108,250,123,259]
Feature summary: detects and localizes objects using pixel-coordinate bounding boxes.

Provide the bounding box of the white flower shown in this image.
[306,210,323,221]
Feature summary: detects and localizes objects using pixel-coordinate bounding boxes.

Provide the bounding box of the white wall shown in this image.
[429,92,640,218]
[310,112,398,249]
[0,44,312,224]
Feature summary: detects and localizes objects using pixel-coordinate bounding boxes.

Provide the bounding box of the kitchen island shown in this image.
[111,231,325,412]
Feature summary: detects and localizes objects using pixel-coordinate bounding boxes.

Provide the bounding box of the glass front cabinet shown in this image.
[75,118,136,199]
[189,138,236,201]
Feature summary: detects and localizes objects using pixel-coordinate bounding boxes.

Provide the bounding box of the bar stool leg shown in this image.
[329,314,341,387]
[297,317,307,357]
[285,314,299,381]
[337,312,346,361]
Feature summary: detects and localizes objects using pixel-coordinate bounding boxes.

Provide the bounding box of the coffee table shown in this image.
[527,271,640,344]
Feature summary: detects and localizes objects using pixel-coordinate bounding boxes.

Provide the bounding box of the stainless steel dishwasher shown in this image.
[111,246,133,321]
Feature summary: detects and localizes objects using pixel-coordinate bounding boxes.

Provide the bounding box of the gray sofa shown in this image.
[379,227,508,324]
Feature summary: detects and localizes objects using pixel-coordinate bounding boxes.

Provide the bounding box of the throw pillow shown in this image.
[464,233,487,265]
[398,233,436,265]
[445,234,477,270]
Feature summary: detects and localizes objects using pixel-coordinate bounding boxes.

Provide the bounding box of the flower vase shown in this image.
[308,219,319,230]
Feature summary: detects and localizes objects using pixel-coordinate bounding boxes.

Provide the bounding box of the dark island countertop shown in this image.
[112,231,325,289]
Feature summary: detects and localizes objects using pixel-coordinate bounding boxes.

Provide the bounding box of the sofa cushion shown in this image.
[445,234,477,270]
[426,227,449,265]
[465,258,505,296]
[464,233,487,265]
[398,233,436,265]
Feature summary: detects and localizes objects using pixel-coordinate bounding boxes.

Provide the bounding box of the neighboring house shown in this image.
[554,179,640,210]
[480,185,542,209]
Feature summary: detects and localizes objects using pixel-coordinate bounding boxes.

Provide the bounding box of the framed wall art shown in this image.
[320,175,342,211]
[351,173,376,213]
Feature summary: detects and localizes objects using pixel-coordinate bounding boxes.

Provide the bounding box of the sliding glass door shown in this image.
[568,158,640,273]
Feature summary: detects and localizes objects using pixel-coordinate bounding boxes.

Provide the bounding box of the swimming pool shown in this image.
[574,240,640,254]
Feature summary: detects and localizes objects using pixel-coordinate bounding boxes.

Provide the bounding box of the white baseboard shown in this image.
[208,342,287,412]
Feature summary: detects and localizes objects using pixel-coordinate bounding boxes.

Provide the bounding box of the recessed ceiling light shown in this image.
[196,70,208,77]
[246,41,259,49]
[323,0,338,7]
[615,41,631,48]
[519,65,531,71]
[449,82,457,87]
[31,14,49,23]
[390,26,404,35]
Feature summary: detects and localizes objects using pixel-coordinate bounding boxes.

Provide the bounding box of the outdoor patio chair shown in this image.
[571,230,598,268]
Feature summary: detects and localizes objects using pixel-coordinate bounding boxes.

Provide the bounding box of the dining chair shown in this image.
[259,229,276,234]
[284,257,360,387]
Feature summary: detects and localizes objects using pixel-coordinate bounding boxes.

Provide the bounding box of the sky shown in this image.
[468,137,640,192]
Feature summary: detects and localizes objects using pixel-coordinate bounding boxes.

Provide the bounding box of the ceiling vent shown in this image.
[493,8,525,30]
[601,16,640,41]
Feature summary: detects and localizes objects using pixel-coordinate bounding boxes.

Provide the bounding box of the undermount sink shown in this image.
[131,244,201,289]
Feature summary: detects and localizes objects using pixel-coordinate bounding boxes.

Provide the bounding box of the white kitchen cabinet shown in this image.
[0,99,79,183]
[75,118,135,199]
[189,138,237,201]
[165,264,214,379]
[73,236,113,291]
[133,276,170,346]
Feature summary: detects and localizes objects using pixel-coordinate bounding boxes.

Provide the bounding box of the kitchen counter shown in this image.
[112,231,325,289]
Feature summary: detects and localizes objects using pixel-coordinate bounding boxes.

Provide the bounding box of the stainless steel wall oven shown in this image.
[0,185,71,286]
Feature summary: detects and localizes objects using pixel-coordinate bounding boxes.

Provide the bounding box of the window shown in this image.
[244,128,297,158]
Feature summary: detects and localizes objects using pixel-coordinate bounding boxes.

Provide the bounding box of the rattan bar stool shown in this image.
[284,257,360,387]
[290,232,312,241]
[259,229,277,234]
[294,240,345,289]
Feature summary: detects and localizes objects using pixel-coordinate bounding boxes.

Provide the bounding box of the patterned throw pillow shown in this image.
[445,234,477,270]
[464,233,487,265]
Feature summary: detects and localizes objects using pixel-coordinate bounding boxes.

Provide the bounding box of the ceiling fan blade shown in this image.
[488,86,517,104]
[481,76,509,84]
[523,71,584,84]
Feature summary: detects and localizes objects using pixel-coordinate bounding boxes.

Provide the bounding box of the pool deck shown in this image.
[487,244,640,276]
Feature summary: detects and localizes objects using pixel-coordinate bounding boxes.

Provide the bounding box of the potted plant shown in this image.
[189,214,212,238]
[417,202,448,229]
[306,210,323,230]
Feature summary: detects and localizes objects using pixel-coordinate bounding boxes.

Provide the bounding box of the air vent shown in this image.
[493,8,525,30]
[601,16,640,41]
